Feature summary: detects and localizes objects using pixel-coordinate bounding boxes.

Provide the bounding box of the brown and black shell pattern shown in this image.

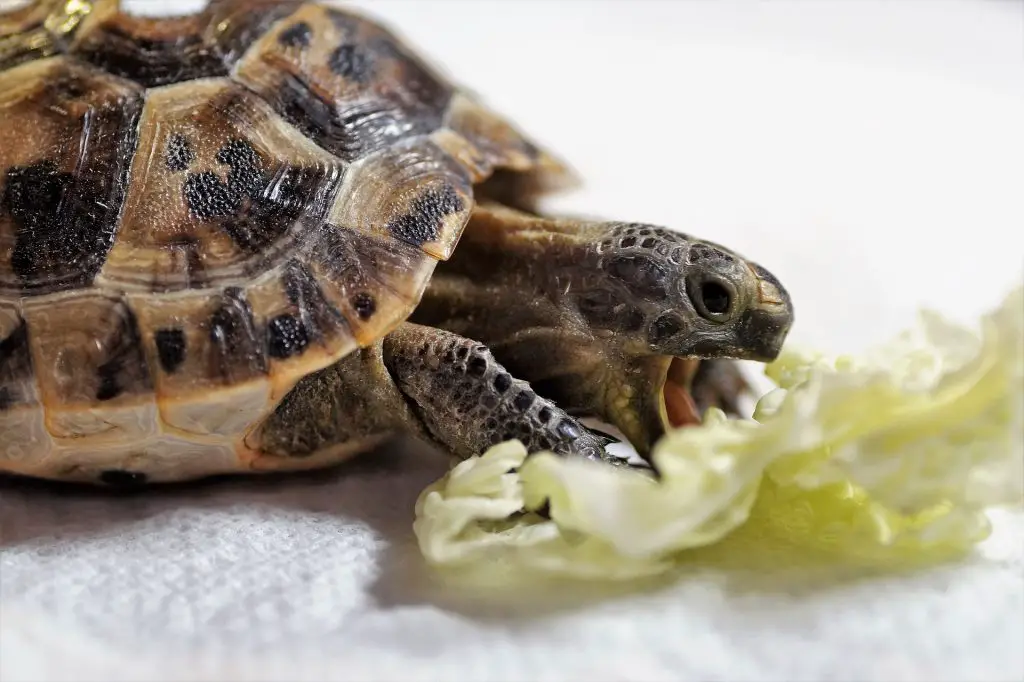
[0,0,570,483]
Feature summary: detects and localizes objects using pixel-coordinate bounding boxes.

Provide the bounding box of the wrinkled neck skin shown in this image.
[412,203,681,454]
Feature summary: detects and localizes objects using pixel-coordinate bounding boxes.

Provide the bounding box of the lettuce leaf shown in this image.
[413,286,1023,580]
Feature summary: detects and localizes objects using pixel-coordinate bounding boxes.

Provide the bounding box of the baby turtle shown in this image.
[0,0,793,486]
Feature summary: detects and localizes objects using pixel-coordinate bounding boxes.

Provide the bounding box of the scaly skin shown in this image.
[260,202,794,468]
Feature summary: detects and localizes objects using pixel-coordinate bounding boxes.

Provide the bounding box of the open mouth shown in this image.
[661,357,703,429]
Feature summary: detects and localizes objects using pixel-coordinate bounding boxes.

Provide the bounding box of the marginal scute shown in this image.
[433,93,576,198]
[308,227,436,346]
[440,94,539,176]
[329,137,472,260]
[233,3,452,162]
[21,290,156,442]
[99,78,344,292]
[129,288,271,438]
[0,56,143,296]
[70,0,302,87]
[0,300,36,411]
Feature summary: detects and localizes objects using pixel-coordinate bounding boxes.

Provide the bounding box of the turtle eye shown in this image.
[701,281,730,314]
[688,277,735,321]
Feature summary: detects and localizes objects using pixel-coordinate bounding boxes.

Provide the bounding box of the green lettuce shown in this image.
[413,286,1023,580]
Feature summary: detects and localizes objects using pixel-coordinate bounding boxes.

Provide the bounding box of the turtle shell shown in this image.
[0,0,571,481]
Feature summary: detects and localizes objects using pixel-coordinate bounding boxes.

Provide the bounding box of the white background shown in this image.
[2,1,1023,681]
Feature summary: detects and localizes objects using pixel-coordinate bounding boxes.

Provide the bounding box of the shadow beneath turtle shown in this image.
[0,437,949,627]
[0,436,675,624]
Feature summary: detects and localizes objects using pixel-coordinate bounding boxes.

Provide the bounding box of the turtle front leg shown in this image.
[382,322,625,465]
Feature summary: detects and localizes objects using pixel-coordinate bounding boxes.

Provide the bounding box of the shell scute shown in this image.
[69,0,302,87]
[233,3,452,163]
[21,289,156,442]
[98,77,344,292]
[129,288,271,438]
[0,56,143,296]
[306,226,435,347]
[0,300,36,412]
[329,137,473,260]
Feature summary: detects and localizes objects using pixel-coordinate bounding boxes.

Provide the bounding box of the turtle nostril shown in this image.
[701,281,731,315]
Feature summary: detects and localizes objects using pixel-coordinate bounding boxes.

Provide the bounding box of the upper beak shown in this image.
[738,266,794,362]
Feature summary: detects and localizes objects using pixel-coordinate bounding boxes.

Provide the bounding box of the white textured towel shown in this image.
[2,2,1023,681]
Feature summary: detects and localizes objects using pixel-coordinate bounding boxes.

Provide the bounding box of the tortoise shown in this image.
[0,0,793,487]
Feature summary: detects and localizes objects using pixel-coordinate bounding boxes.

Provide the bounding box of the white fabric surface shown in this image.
[2,1,1023,680]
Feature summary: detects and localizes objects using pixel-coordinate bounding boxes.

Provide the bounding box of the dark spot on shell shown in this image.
[537,406,553,423]
[184,139,265,220]
[154,328,187,373]
[72,3,300,88]
[91,303,150,402]
[95,358,124,401]
[467,356,488,377]
[1,77,140,294]
[184,171,238,220]
[352,292,376,320]
[641,238,656,249]
[0,321,33,409]
[386,184,465,247]
[493,373,512,393]
[165,133,194,172]
[513,390,535,412]
[217,138,264,197]
[3,162,75,281]
[208,288,266,378]
[278,22,312,48]
[183,138,331,257]
[620,236,636,248]
[456,346,469,360]
[328,44,374,83]
[99,470,148,487]
[269,66,449,162]
[267,314,309,359]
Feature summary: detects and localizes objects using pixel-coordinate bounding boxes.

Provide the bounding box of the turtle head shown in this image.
[417,206,794,457]
[580,224,794,363]
[561,222,794,451]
